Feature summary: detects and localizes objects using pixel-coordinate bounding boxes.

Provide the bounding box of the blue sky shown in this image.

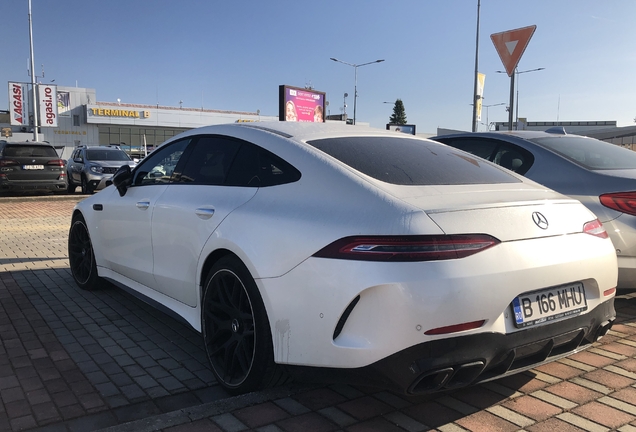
[1,0,635,133]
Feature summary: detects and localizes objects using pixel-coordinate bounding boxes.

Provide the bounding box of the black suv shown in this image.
[67,145,136,194]
[0,141,67,194]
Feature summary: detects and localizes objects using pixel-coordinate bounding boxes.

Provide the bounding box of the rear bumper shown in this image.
[0,179,67,192]
[287,298,615,394]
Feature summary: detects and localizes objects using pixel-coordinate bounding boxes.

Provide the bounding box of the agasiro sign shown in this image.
[90,108,150,118]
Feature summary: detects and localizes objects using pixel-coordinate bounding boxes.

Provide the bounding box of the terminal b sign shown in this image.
[490,25,537,76]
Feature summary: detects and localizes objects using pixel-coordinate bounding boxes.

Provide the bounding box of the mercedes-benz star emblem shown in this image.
[532,212,549,230]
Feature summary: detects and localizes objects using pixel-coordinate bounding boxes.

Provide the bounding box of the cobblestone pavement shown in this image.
[1,195,636,432]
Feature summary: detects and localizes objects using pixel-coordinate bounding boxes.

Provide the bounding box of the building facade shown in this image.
[1,85,276,159]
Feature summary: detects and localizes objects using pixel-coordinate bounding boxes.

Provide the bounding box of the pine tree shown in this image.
[389,99,407,125]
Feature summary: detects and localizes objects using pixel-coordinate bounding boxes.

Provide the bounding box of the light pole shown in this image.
[483,103,506,131]
[497,67,545,130]
[330,58,385,125]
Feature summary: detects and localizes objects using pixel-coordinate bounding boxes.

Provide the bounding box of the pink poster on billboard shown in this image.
[279,85,326,122]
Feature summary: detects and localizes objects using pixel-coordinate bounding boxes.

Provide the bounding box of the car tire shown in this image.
[68,214,106,290]
[67,179,76,194]
[202,256,288,395]
[81,176,94,194]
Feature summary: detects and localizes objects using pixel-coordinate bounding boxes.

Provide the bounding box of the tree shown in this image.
[389,99,407,125]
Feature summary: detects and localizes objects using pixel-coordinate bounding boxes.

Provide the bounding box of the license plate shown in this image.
[23,165,44,170]
[511,282,587,328]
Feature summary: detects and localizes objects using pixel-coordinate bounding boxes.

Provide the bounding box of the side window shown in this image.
[491,144,534,175]
[132,138,192,186]
[441,138,498,160]
[178,136,241,185]
[225,141,301,187]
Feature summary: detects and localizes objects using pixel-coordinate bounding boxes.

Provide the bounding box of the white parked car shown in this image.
[68,122,617,395]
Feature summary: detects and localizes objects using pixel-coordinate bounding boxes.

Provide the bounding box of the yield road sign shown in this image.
[490,25,537,76]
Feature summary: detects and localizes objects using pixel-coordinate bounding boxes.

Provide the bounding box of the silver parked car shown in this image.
[66,145,136,194]
[433,130,636,290]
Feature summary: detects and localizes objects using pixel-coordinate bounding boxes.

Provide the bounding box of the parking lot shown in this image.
[1,195,636,432]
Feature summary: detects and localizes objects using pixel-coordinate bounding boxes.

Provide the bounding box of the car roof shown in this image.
[3,141,55,146]
[435,130,595,141]
[170,121,413,144]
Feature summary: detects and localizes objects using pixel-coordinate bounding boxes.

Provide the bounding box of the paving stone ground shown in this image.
[1,194,636,432]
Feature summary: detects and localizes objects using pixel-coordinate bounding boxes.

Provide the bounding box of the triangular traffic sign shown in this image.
[490,25,537,76]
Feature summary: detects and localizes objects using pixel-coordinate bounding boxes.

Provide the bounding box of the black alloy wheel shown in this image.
[202,256,282,394]
[68,215,104,290]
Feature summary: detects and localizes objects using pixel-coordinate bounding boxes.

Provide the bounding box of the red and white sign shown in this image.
[38,84,58,127]
[490,25,537,76]
[8,82,27,126]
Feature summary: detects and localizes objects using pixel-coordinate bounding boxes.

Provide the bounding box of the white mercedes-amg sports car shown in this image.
[68,122,617,395]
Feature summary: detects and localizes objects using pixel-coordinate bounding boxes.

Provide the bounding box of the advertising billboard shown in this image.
[386,124,416,135]
[38,84,58,127]
[8,82,28,126]
[279,85,326,122]
[57,91,71,116]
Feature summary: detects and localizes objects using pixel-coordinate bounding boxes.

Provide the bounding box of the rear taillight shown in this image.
[0,159,19,167]
[600,192,636,216]
[47,159,66,167]
[583,219,608,239]
[312,234,500,262]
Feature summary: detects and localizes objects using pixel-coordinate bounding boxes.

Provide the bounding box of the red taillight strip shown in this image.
[425,320,486,335]
[312,234,500,262]
[0,159,19,166]
[603,287,616,297]
[47,159,66,167]
[583,219,608,239]
[600,192,636,216]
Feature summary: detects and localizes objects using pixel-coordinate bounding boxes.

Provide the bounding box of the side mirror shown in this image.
[112,164,132,197]
[73,157,82,163]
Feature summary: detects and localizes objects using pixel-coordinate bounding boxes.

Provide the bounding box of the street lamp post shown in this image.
[330,58,384,125]
[483,103,506,131]
[497,67,545,130]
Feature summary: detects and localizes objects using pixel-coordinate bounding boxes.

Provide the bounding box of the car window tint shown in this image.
[4,145,58,157]
[439,138,498,160]
[307,136,520,185]
[86,149,131,161]
[531,136,636,170]
[225,141,301,187]
[491,145,533,175]
[178,136,241,185]
[133,138,192,186]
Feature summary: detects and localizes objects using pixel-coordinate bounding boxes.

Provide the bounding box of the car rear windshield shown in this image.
[86,149,131,161]
[3,145,58,157]
[306,136,520,185]
[530,136,636,170]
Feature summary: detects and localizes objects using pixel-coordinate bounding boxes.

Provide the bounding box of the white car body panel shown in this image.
[263,231,615,367]
[151,184,257,306]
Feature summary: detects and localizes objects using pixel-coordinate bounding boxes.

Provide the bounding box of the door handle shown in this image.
[136,201,150,210]
[195,208,215,220]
